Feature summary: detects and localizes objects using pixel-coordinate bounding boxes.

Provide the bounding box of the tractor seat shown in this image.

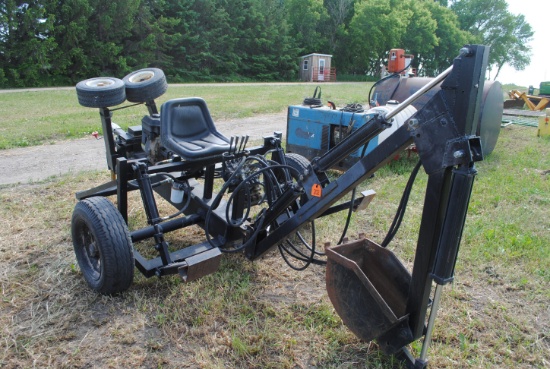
[160,98,230,160]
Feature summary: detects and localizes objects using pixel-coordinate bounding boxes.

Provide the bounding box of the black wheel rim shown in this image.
[75,220,101,281]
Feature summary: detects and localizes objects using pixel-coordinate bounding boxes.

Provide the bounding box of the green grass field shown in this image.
[0,83,371,150]
[0,84,548,368]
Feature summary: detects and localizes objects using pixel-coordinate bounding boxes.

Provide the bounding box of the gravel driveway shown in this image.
[0,112,287,185]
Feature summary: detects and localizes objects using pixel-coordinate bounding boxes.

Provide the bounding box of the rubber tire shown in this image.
[277,153,315,265]
[284,153,311,176]
[272,152,311,209]
[75,77,126,108]
[286,153,311,205]
[123,68,168,103]
[71,197,134,295]
[276,153,311,186]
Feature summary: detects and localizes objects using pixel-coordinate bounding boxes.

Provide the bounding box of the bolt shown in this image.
[460,47,472,56]
[440,118,447,126]
[453,150,465,159]
[408,118,419,128]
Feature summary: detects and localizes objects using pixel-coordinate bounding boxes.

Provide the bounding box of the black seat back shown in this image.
[160,98,229,159]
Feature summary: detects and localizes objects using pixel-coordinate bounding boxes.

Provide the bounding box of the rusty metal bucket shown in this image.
[326,237,414,354]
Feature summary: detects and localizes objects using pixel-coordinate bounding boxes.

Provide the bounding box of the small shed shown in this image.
[299,53,335,82]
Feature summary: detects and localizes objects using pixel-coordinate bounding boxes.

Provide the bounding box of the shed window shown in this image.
[303,60,309,70]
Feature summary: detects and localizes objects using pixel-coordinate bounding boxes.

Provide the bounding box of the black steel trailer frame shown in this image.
[73,45,493,368]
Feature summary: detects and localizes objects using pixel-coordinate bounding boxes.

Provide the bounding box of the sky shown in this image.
[496,0,550,87]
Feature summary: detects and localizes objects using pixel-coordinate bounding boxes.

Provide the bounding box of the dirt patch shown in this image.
[0,112,287,185]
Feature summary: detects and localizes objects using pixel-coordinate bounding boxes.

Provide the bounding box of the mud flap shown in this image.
[326,238,414,354]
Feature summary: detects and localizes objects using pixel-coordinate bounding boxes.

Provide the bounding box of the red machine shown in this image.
[388,48,414,74]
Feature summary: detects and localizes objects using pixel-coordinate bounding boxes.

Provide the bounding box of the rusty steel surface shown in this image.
[325,238,413,353]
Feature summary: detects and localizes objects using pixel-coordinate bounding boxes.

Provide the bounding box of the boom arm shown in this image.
[246,45,491,367]
[248,45,488,259]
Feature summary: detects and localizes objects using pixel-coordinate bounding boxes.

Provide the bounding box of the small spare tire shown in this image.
[75,77,126,108]
[123,68,168,103]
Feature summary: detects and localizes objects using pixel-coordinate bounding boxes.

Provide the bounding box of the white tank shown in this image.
[366,101,416,144]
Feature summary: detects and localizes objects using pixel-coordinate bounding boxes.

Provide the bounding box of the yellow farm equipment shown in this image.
[506,89,550,111]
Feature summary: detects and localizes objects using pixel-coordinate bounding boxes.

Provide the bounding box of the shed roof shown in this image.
[300,53,333,58]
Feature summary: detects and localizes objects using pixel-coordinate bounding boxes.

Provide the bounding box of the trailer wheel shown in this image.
[279,153,311,199]
[275,153,310,184]
[284,153,311,176]
[71,197,134,295]
[75,77,126,108]
[277,153,319,269]
[123,68,168,103]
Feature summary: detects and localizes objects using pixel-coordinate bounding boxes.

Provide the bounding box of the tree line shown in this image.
[0,0,533,88]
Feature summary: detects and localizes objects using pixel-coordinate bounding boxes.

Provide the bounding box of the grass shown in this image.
[0,122,548,368]
[0,83,371,150]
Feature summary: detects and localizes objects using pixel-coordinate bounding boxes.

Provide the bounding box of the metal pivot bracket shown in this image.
[442,135,483,167]
[409,103,483,174]
[406,96,459,175]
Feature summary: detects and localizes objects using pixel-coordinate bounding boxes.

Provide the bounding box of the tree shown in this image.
[347,0,413,75]
[401,0,438,73]
[237,0,297,80]
[286,0,328,55]
[43,0,94,83]
[84,0,141,75]
[165,0,297,81]
[323,0,355,50]
[490,14,532,79]
[450,0,533,80]
[0,1,57,87]
[418,0,469,75]
[123,0,181,74]
[165,0,243,80]
[4,0,531,87]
